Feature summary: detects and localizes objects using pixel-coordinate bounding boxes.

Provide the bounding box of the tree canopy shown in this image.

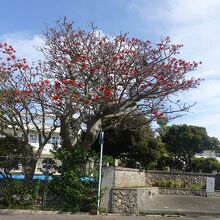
[162,124,220,171]
[92,115,164,169]
[192,157,220,173]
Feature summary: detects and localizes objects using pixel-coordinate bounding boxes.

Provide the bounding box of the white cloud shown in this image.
[128,2,170,22]
[129,0,220,140]
[168,0,220,24]
[0,33,44,62]
[167,1,220,139]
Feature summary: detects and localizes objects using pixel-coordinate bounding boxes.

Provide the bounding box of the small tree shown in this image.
[0,42,60,181]
[47,146,98,212]
[162,124,220,171]
[0,136,26,178]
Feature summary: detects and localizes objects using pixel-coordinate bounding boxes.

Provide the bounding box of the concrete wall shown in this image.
[159,188,206,196]
[137,187,159,210]
[100,166,115,212]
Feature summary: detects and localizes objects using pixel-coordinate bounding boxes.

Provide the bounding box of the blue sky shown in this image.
[0,0,164,39]
[1,0,220,140]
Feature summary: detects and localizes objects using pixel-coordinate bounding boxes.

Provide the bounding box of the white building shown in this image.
[0,125,62,175]
[196,150,220,162]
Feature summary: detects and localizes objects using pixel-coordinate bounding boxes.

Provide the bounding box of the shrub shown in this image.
[46,145,99,213]
[154,179,201,189]
[0,179,41,208]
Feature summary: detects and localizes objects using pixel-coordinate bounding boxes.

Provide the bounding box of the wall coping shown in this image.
[114,167,144,172]
[159,187,205,191]
[114,166,216,177]
[146,170,215,177]
[113,187,158,190]
[113,187,205,191]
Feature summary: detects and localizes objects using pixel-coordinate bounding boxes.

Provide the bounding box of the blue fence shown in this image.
[0,174,96,182]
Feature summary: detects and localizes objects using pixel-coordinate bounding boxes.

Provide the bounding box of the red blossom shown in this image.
[104,88,112,96]
[61,79,67,84]
[69,79,75,85]
[81,63,87,69]
[90,67,96,74]
[52,95,59,100]
[73,93,80,99]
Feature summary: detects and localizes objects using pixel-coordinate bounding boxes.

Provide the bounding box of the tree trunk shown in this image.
[24,156,38,183]
[60,115,79,150]
[187,156,193,172]
[23,142,38,183]
[60,115,102,150]
[80,118,102,150]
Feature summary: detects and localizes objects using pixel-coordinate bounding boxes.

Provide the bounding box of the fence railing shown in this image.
[0,155,98,179]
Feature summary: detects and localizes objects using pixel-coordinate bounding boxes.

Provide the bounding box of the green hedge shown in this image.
[154,179,201,189]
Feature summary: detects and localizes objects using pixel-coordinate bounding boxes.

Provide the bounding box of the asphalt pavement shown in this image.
[2,195,220,219]
[1,213,220,220]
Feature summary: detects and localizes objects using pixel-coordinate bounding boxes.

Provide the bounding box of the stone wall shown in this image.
[112,188,138,214]
[101,167,220,213]
[145,170,215,188]
[111,187,158,214]
[112,167,216,188]
[114,167,146,188]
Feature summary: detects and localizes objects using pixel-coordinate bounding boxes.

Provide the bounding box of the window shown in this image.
[51,136,60,144]
[29,134,37,143]
[0,134,5,139]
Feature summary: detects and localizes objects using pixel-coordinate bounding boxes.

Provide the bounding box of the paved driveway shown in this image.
[141,194,220,214]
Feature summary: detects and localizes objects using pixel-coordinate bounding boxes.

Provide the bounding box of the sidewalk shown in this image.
[140,194,220,216]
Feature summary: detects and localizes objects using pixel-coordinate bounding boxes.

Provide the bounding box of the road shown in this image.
[1,214,220,220]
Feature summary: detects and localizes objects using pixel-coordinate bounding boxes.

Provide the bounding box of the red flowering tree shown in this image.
[40,18,202,149]
[0,17,203,179]
[0,42,61,181]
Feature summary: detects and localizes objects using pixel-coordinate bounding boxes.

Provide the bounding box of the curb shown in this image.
[0,209,90,215]
[0,209,121,216]
[139,210,220,217]
[2,208,220,217]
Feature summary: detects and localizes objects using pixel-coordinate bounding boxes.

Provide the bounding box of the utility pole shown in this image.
[97,130,104,215]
